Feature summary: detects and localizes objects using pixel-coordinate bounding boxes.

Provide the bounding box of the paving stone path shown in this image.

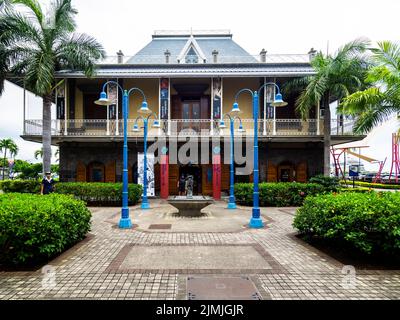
[0,200,399,300]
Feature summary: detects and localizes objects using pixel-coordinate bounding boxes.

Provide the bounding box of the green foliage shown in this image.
[309,174,340,191]
[53,182,143,205]
[0,193,91,265]
[340,41,400,133]
[18,162,42,179]
[0,179,40,193]
[284,39,369,118]
[341,180,400,190]
[234,182,325,207]
[0,0,105,96]
[293,192,400,255]
[0,181,143,205]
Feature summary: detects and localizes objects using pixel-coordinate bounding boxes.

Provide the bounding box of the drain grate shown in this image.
[187,276,262,300]
[148,224,172,230]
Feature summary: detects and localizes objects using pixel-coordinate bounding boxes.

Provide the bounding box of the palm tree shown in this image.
[284,39,370,176]
[0,0,105,174]
[34,148,43,160]
[340,41,400,133]
[0,138,18,179]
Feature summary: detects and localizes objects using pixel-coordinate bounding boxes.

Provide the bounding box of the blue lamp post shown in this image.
[233,83,287,228]
[132,113,160,209]
[219,113,245,209]
[95,81,149,229]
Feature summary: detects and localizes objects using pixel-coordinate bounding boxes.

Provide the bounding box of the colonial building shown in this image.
[21,30,363,197]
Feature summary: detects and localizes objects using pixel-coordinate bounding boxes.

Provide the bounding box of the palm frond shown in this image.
[352,103,398,134]
[11,0,43,25]
[372,41,400,71]
[56,33,105,77]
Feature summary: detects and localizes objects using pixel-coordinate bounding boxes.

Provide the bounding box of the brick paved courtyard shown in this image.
[0,200,399,300]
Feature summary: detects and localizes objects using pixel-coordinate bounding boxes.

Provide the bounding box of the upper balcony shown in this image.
[22,118,362,145]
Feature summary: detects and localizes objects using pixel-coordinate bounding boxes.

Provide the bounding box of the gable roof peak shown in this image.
[177,35,207,63]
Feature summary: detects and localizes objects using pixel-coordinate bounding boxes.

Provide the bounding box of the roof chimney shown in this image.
[164,49,171,63]
[308,48,317,61]
[260,49,267,63]
[116,50,124,64]
[212,50,219,63]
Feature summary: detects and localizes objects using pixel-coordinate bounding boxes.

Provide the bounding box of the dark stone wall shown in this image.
[59,141,324,183]
[59,142,141,182]
[259,142,324,181]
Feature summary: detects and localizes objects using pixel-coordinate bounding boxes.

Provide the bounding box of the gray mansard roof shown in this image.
[126,31,258,64]
[54,30,315,78]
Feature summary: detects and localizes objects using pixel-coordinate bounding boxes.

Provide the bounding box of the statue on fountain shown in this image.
[185,175,194,199]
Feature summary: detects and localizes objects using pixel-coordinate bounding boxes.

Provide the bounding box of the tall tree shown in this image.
[285,39,369,176]
[340,41,400,133]
[0,138,18,179]
[0,0,105,173]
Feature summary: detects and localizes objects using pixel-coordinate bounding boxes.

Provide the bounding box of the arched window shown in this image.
[87,161,105,182]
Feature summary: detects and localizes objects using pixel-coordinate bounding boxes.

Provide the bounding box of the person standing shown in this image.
[41,172,55,195]
[177,174,186,196]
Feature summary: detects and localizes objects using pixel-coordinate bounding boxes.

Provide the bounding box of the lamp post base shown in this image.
[119,217,132,229]
[141,202,150,209]
[227,202,237,209]
[249,217,264,229]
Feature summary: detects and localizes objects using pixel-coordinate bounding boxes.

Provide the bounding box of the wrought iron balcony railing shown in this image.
[23,118,357,138]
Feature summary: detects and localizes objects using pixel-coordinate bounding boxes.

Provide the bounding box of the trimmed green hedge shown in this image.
[55,182,142,205]
[0,181,143,205]
[0,180,40,194]
[293,192,400,255]
[340,180,400,190]
[0,193,91,265]
[234,182,325,207]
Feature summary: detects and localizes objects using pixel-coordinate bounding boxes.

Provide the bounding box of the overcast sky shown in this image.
[0,0,399,169]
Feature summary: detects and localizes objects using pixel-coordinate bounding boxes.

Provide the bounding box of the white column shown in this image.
[273,77,277,135]
[167,78,171,136]
[115,79,119,135]
[317,101,320,135]
[64,79,68,135]
[263,77,267,135]
[23,83,26,135]
[210,78,214,135]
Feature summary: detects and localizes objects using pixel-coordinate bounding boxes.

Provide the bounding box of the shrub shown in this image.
[54,182,142,205]
[309,174,340,191]
[0,180,40,193]
[234,182,325,207]
[0,181,143,206]
[293,192,400,255]
[341,180,400,190]
[0,193,91,265]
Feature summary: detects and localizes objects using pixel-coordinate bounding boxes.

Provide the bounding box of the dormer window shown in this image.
[185,47,199,64]
[177,35,207,64]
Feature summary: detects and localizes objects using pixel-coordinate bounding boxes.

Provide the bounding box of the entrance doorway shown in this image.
[179,165,202,195]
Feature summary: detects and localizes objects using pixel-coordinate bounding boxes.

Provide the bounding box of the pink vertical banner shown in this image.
[160,154,169,199]
[213,154,221,200]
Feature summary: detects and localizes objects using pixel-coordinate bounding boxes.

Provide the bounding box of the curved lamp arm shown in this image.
[127,87,147,102]
[101,80,124,95]
[146,112,159,121]
[233,88,254,102]
[257,82,282,96]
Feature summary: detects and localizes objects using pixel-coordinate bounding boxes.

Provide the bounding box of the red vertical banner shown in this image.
[213,154,221,200]
[160,154,169,199]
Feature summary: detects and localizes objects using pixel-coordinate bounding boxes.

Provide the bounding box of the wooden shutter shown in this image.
[169,164,179,195]
[154,163,160,193]
[202,164,213,196]
[221,164,230,191]
[267,163,277,182]
[76,161,86,182]
[296,162,307,183]
[105,161,116,183]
